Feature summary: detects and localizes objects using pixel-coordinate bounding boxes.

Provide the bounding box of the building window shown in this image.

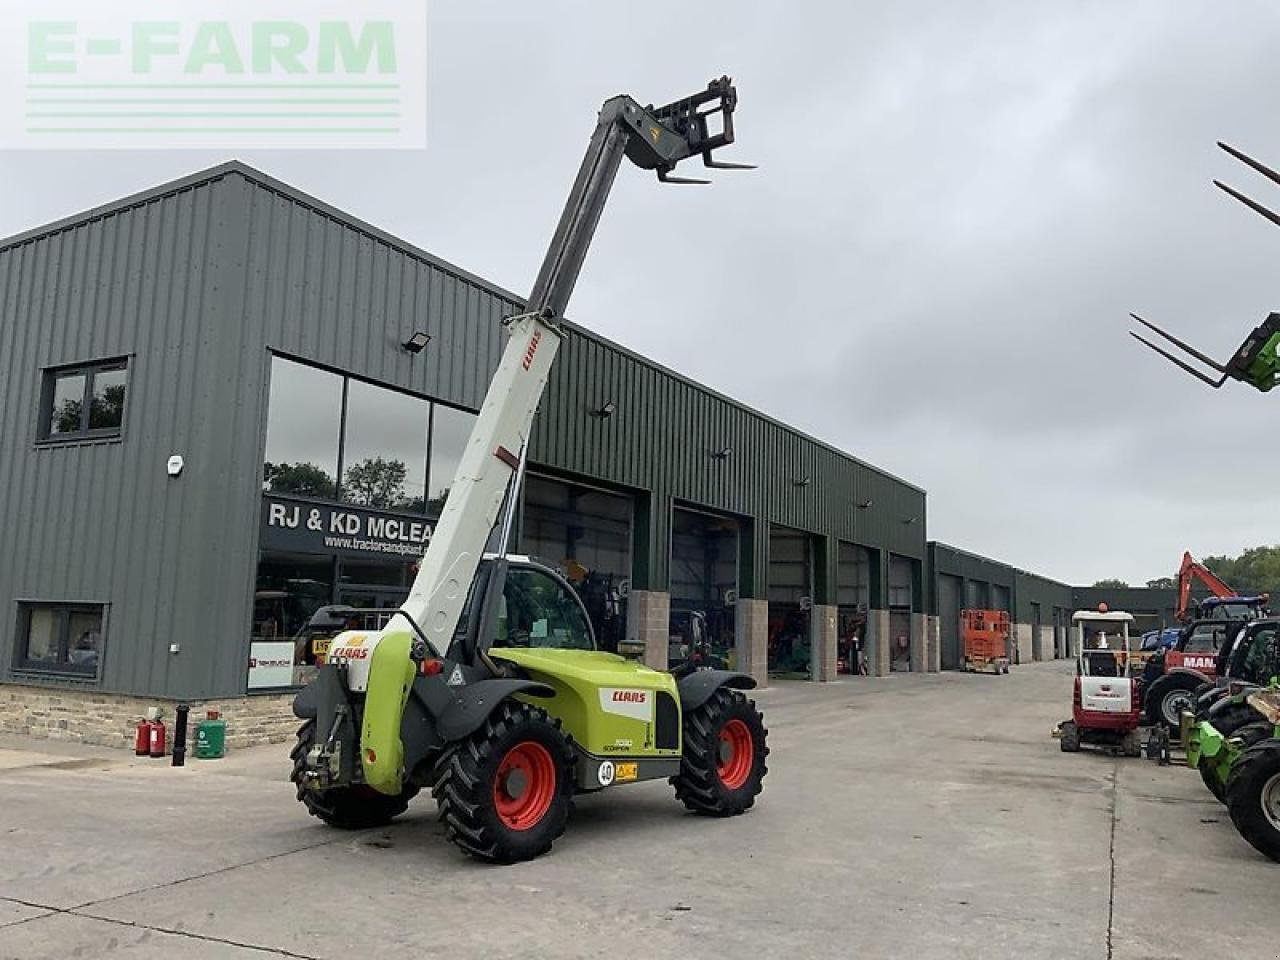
[40,360,128,441]
[14,603,105,679]
[260,355,477,516]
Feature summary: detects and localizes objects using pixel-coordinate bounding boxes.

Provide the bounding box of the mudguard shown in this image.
[435,678,555,742]
[361,633,417,795]
[676,669,757,713]
[293,683,319,719]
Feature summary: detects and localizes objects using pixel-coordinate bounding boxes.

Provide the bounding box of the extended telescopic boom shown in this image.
[392,78,751,658]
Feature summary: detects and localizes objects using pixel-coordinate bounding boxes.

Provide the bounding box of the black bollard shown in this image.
[172,703,189,767]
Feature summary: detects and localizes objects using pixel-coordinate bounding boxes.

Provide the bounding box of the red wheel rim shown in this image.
[717,718,754,790]
[493,741,556,831]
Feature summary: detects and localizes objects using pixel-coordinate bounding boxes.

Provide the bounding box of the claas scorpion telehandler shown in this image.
[290,78,768,863]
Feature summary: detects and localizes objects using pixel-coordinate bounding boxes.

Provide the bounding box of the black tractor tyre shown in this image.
[431,700,574,864]
[1060,720,1081,753]
[289,720,419,829]
[1216,705,1266,738]
[1145,673,1203,735]
[673,688,768,816]
[1223,724,1279,799]
[1225,737,1280,863]
[1201,756,1229,804]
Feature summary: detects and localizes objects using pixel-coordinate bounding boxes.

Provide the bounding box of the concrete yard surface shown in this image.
[0,662,1274,960]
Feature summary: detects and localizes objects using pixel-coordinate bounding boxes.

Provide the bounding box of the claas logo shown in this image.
[612,690,647,703]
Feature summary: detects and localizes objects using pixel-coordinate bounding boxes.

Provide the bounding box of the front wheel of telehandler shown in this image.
[290,720,418,829]
[431,700,575,864]
[673,688,768,816]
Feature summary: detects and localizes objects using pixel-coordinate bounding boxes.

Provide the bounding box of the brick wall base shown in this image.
[0,683,298,752]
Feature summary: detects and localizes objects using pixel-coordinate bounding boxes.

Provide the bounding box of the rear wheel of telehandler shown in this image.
[1225,737,1280,862]
[673,689,768,816]
[290,720,419,829]
[1059,721,1080,752]
[431,700,574,863]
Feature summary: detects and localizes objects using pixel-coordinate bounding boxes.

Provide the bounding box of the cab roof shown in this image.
[1072,610,1135,623]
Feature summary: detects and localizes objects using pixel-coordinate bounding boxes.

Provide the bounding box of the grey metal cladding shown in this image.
[926,542,1073,621]
[0,177,244,699]
[0,163,927,699]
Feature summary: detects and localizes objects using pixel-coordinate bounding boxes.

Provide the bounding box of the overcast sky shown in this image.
[4,1,1280,586]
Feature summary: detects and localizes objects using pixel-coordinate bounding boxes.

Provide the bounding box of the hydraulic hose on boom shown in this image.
[388,78,752,662]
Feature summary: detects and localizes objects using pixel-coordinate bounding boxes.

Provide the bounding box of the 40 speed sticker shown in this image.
[597,760,615,786]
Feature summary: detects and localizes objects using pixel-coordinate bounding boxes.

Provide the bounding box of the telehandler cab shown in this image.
[290,78,767,863]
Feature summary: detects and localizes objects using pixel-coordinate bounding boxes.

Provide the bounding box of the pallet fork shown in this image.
[1128,142,1280,392]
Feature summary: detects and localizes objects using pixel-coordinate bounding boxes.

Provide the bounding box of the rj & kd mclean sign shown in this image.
[260,495,433,559]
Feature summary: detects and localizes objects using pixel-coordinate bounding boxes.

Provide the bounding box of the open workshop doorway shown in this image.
[837,542,872,675]
[519,473,632,652]
[668,507,740,670]
[768,525,812,676]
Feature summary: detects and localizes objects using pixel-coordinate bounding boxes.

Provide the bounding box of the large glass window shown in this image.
[261,356,476,515]
[341,378,429,510]
[429,404,478,513]
[262,359,342,498]
[41,360,128,441]
[14,603,105,679]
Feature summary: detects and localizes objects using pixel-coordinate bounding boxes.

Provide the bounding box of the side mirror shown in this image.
[617,638,647,660]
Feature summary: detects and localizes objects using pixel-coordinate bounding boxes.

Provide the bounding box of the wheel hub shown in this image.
[503,768,528,800]
[716,718,754,790]
[1262,772,1280,832]
[1162,690,1193,725]
[493,741,556,831]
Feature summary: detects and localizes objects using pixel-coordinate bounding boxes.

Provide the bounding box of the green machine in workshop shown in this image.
[1129,142,1280,392]
[289,78,768,864]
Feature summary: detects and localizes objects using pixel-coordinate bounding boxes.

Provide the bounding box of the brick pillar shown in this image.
[866,608,891,677]
[810,604,837,682]
[909,613,927,673]
[927,615,941,672]
[626,589,670,670]
[1035,626,1053,662]
[735,598,769,687]
[1013,623,1033,665]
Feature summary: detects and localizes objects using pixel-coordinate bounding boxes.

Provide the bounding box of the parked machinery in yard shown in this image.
[1224,689,1280,862]
[1140,553,1266,735]
[1060,608,1143,757]
[960,608,1010,674]
[289,78,767,864]
[1184,620,1280,802]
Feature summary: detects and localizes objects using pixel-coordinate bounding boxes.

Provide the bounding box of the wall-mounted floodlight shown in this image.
[711,446,732,460]
[794,477,811,487]
[902,516,918,525]
[401,331,432,354]
[856,499,873,509]
[592,400,617,418]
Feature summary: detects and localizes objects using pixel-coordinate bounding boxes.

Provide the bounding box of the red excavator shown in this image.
[1176,551,1266,624]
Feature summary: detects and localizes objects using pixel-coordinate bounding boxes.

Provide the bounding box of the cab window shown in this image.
[1184,624,1226,654]
[494,567,594,651]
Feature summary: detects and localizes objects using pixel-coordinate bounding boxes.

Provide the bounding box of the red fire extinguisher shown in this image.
[148,717,167,758]
[134,719,152,756]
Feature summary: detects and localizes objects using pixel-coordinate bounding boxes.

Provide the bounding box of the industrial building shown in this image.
[0,163,1174,747]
